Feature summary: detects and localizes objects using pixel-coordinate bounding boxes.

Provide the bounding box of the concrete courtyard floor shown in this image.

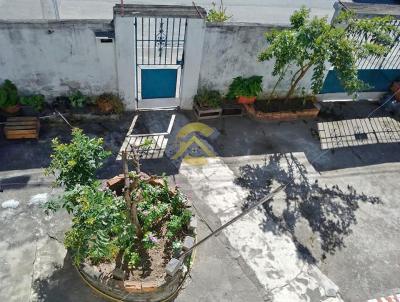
[0,101,399,302]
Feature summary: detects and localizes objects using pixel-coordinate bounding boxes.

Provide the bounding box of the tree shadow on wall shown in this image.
[234,153,382,258]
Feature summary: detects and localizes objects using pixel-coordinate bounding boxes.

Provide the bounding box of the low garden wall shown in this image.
[0,20,118,98]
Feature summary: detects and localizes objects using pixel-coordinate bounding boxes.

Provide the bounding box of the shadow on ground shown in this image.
[205,101,400,172]
[234,153,382,258]
[0,112,178,177]
[32,254,106,302]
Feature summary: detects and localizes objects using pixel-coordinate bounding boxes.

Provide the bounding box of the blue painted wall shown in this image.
[320,69,400,94]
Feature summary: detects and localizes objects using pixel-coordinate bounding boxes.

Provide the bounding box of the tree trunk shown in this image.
[268,66,290,100]
[122,151,143,238]
[286,64,312,100]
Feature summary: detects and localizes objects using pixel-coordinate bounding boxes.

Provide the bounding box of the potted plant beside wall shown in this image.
[227,76,263,105]
[193,88,223,120]
[20,94,45,115]
[0,80,20,114]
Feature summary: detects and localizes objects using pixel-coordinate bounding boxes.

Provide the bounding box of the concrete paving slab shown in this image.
[178,157,342,302]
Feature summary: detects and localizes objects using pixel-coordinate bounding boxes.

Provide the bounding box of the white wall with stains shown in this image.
[198,23,314,98]
[0,20,118,98]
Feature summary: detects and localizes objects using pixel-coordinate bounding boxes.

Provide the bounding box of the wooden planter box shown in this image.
[222,102,243,117]
[244,103,320,122]
[193,101,222,120]
[4,116,40,140]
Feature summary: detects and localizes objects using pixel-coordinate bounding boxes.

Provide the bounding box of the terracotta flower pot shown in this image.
[97,99,114,113]
[3,104,21,114]
[237,96,256,104]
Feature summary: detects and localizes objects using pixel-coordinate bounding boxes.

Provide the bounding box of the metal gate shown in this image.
[321,19,400,94]
[134,17,187,109]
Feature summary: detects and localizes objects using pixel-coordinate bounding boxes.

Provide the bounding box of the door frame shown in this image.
[134,16,187,110]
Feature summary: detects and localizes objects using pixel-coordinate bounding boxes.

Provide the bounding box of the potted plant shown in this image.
[20,94,45,115]
[193,88,223,119]
[227,76,263,105]
[96,93,124,114]
[68,90,89,111]
[0,79,20,114]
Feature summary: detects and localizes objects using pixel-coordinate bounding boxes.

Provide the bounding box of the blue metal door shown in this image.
[141,69,178,99]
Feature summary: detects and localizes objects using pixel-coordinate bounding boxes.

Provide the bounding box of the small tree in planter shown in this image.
[226,76,263,104]
[259,7,397,100]
[45,128,193,296]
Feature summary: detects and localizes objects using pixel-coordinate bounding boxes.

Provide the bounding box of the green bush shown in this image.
[68,90,89,108]
[20,94,45,111]
[46,128,111,190]
[227,76,263,99]
[0,79,19,108]
[194,88,223,108]
[206,1,231,22]
[61,185,135,266]
[45,135,192,269]
[166,210,192,239]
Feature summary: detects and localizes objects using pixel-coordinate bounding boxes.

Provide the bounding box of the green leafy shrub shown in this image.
[194,88,223,108]
[227,76,263,99]
[96,93,124,114]
[166,210,192,239]
[259,7,398,99]
[172,240,182,255]
[0,79,19,108]
[45,135,192,270]
[206,1,231,22]
[68,90,89,108]
[125,250,140,269]
[61,185,136,266]
[46,128,111,190]
[20,94,45,111]
[142,232,159,249]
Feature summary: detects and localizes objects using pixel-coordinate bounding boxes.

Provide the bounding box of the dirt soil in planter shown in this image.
[93,223,187,283]
[87,175,191,284]
[254,97,315,113]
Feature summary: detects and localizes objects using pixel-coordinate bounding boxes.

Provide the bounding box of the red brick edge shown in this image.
[243,103,320,121]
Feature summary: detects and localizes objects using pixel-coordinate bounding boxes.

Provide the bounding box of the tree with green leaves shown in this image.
[46,128,111,190]
[259,7,398,100]
[45,129,192,270]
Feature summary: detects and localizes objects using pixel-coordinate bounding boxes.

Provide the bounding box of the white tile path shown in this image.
[180,157,343,302]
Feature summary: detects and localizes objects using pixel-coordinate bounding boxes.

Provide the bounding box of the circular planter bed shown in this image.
[75,173,197,302]
[244,97,320,121]
[45,131,196,302]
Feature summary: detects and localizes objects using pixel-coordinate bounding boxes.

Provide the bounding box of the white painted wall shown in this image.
[198,23,314,98]
[0,20,118,98]
[180,18,206,110]
[114,15,136,110]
